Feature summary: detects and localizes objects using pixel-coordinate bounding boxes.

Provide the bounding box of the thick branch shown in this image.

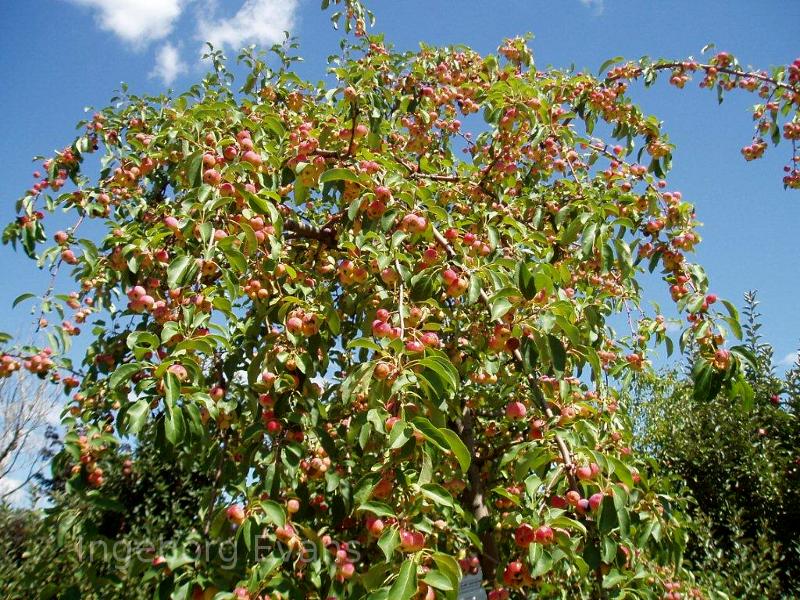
[457,407,500,581]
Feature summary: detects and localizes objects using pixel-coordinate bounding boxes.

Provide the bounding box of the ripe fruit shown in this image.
[502,560,528,586]
[286,316,304,334]
[243,150,262,166]
[405,340,424,353]
[534,525,554,544]
[514,523,535,547]
[167,363,188,381]
[576,465,594,481]
[367,517,385,536]
[374,362,391,380]
[203,168,221,185]
[420,332,440,347]
[226,504,245,525]
[505,401,527,420]
[589,492,604,511]
[442,268,458,286]
[399,529,425,552]
[223,145,238,160]
[374,185,392,200]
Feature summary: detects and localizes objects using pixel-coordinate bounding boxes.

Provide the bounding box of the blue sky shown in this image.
[0,0,798,373]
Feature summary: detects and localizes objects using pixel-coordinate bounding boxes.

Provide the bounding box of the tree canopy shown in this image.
[2,1,799,598]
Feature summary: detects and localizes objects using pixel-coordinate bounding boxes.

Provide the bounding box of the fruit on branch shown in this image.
[4,6,797,597]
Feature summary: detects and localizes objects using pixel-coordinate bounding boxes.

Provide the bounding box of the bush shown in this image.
[630,292,800,598]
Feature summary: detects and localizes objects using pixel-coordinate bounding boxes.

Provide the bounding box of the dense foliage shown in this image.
[630,293,800,599]
[0,425,215,598]
[1,1,798,598]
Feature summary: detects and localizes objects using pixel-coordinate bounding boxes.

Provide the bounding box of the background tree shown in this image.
[0,421,217,599]
[1,1,798,598]
[0,368,59,503]
[630,292,800,599]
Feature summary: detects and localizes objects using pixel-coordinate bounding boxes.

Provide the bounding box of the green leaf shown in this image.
[729,373,755,411]
[422,570,453,591]
[431,553,461,589]
[491,297,513,321]
[467,276,482,304]
[12,292,36,308]
[612,488,630,537]
[261,500,287,526]
[516,262,537,300]
[108,362,142,389]
[358,501,396,518]
[164,409,184,445]
[320,168,360,183]
[598,494,619,534]
[412,417,450,450]
[692,358,724,402]
[419,483,454,508]
[388,560,417,600]
[520,336,539,373]
[164,372,180,409]
[243,188,282,227]
[410,272,435,301]
[125,399,150,434]
[127,331,160,360]
[224,247,247,273]
[167,255,197,289]
[439,428,470,473]
[188,152,203,187]
[606,456,634,489]
[378,527,400,561]
[362,562,391,592]
[598,56,624,77]
[547,334,567,374]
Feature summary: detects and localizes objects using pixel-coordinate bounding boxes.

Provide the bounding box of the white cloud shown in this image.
[151,43,189,85]
[67,0,186,46]
[0,477,27,506]
[779,351,799,367]
[579,0,605,15]
[197,0,299,52]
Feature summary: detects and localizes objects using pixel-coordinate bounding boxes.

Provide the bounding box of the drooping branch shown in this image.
[652,62,798,93]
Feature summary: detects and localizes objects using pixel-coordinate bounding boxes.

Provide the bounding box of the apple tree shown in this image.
[3,1,799,598]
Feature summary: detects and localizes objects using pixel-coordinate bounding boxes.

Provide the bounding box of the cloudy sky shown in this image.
[0,0,798,433]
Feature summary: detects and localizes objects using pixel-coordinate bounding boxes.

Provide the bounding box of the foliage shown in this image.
[1,1,799,598]
[1,424,216,598]
[630,292,800,599]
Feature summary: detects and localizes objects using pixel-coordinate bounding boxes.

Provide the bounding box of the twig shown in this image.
[608,61,798,94]
[395,258,405,339]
